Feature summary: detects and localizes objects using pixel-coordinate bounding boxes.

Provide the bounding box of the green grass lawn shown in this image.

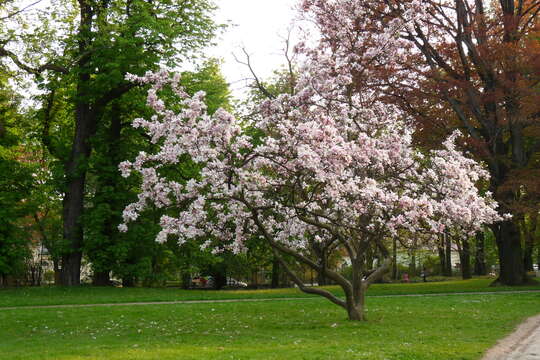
[1,277,539,308]
[0,291,539,359]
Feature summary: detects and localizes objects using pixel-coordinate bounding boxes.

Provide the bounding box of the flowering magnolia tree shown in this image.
[298,0,540,285]
[119,2,503,321]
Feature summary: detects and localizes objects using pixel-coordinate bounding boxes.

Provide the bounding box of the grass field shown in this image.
[0,278,539,359]
[1,277,539,308]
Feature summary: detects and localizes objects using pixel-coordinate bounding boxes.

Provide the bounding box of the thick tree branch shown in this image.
[364,258,391,286]
[0,47,68,75]
[272,248,347,309]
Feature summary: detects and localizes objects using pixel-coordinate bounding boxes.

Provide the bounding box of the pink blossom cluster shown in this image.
[119,1,502,256]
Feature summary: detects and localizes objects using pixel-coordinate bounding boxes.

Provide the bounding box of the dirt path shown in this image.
[0,289,538,311]
[482,314,540,360]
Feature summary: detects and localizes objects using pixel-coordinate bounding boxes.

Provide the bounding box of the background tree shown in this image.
[305,0,540,285]
[0,0,219,285]
[84,59,231,286]
[0,75,34,286]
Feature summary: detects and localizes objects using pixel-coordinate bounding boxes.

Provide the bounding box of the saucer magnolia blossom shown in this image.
[119,2,501,321]
[118,69,500,320]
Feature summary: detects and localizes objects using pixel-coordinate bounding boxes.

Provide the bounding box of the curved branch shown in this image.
[0,47,68,75]
[364,258,391,287]
[272,249,347,309]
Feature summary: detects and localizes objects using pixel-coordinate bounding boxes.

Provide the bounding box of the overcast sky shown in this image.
[8,0,300,100]
[206,0,299,98]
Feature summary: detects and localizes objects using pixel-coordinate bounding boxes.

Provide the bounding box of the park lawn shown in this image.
[0,292,539,359]
[0,277,539,308]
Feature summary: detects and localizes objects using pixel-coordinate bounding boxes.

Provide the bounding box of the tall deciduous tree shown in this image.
[85,60,231,286]
[301,0,540,285]
[0,76,34,285]
[0,0,218,285]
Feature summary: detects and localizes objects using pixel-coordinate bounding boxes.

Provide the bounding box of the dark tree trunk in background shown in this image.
[490,216,526,285]
[524,241,534,272]
[271,257,280,288]
[317,252,328,286]
[409,251,416,276]
[444,234,452,277]
[60,100,95,286]
[212,271,226,290]
[523,212,537,272]
[459,239,472,280]
[474,232,487,276]
[59,0,96,286]
[313,243,329,286]
[392,237,398,280]
[438,244,446,276]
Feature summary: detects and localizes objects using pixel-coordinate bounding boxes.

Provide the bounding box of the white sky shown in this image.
[6,0,300,100]
[207,0,299,98]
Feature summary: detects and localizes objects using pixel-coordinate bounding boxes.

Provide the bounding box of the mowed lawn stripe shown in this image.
[1,289,540,311]
[0,293,538,360]
[1,277,539,308]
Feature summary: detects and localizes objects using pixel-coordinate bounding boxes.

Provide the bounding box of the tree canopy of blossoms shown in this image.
[119,0,504,321]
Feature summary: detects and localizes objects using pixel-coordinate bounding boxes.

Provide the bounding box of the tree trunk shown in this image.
[346,301,365,321]
[59,0,96,286]
[409,251,416,277]
[60,102,95,286]
[537,246,540,272]
[524,238,534,272]
[53,261,61,285]
[459,238,472,280]
[438,244,446,276]
[348,259,367,321]
[523,212,537,272]
[317,250,328,286]
[271,257,280,288]
[444,234,452,276]
[474,231,487,276]
[491,219,526,285]
[392,237,398,280]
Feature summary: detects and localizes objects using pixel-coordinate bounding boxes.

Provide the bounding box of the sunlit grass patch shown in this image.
[0,292,539,359]
[0,277,538,308]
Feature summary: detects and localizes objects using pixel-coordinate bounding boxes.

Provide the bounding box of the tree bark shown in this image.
[60,102,95,286]
[459,238,472,280]
[444,234,452,277]
[438,244,446,276]
[409,250,416,277]
[523,235,534,272]
[474,231,487,276]
[271,257,280,288]
[523,212,537,272]
[58,0,96,286]
[317,249,328,286]
[491,219,526,285]
[392,237,398,280]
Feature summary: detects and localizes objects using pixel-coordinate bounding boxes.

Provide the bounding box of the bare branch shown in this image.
[0,0,43,21]
[233,47,275,99]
